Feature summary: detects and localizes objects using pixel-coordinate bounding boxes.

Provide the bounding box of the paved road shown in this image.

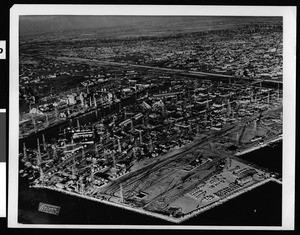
[51,56,282,85]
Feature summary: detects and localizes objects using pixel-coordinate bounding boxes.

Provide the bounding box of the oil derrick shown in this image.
[227,100,232,117]
[250,90,254,102]
[53,145,57,159]
[138,129,143,144]
[93,94,97,108]
[42,134,47,151]
[206,99,210,109]
[89,96,92,107]
[119,183,124,203]
[45,113,49,126]
[37,138,41,162]
[55,106,58,118]
[149,139,154,153]
[227,157,232,169]
[236,132,240,144]
[253,119,257,132]
[196,123,200,137]
[161,101,166,118]
[80,92,84,107]
[260,81,262,91]
[36,138,43,180]
[132,147,137,158]
[95,144,99,158]
[208,141,214,151]
[80,178,84,194]
[189,120,193,132]
[72,158,76,177]
[130,119,134,132]
[77,119,80,129]
[90,166,94,181]
[76,180,79,192]
[23,143,27,159]
[32,117,37,133]
[118,101,122,112]
[117,137,122,152]
[237,124,247,144]
[112,154,116,168]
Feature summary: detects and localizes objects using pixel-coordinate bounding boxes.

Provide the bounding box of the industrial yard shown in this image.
[19,70,282,222]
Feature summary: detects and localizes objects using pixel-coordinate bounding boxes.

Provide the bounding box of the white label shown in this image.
[0,41,6,59]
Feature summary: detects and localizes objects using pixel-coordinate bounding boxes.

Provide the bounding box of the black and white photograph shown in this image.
[8,5,296,229]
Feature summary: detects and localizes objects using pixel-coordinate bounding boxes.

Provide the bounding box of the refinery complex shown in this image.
[18,17,283,223]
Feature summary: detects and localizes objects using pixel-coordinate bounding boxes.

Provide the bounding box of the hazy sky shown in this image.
[19,16,282,36]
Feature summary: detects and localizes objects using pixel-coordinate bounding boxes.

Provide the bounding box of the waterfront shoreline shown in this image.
[32,176,278,224]
[235,135,282,157]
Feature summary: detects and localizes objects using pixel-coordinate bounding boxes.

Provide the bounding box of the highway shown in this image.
[50,56,282,85]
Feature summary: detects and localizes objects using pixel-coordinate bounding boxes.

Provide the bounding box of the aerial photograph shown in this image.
[17,15,283,226]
